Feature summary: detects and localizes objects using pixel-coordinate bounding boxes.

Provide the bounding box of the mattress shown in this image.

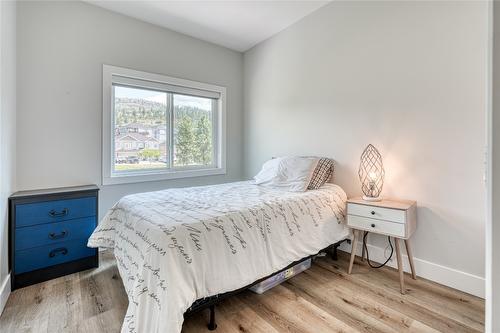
[88,180,349,333]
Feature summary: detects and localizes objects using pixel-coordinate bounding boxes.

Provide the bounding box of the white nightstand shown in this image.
[346,197,417,294]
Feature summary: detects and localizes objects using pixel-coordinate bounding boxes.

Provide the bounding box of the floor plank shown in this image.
[0,251,484,333]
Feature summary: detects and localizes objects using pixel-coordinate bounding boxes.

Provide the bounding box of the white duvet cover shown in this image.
[88,181,349,333]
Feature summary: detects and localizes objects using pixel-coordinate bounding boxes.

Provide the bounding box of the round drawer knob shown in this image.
[371,211,376,215]
[371,223,376,228]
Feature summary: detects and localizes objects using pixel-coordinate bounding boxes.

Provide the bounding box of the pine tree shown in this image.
[194,114,212,165]
[175,115,195,165]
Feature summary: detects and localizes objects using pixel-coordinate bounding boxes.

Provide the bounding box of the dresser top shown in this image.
[347,197,416,210]
[10,185,99,199]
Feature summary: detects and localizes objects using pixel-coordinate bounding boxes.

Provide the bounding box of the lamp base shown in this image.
[362,195,382,202]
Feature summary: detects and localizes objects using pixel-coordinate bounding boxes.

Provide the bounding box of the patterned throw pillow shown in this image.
[307,158,334,190]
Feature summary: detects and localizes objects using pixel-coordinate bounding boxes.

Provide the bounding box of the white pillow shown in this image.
[254,156,319,192]
[253,158,281,184]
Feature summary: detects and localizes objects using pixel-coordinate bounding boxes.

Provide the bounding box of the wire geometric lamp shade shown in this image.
[358,144,385,201]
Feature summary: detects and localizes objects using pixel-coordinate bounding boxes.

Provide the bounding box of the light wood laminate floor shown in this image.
[0,250,484,333]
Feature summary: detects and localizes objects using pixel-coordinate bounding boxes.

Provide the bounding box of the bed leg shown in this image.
[331,244,339,261]
[207,305,217,331]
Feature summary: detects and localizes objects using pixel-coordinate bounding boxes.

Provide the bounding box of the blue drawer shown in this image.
[15,197,96,228]
[15,239,96,274]
[15,216,96,251]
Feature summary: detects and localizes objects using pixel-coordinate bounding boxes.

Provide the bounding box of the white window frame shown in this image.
[102,64,226,185]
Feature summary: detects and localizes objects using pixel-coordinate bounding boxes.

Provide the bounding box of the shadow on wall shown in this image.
[414,206,481,264]
[333,160,362,197]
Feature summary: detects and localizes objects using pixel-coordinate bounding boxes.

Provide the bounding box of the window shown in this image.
[102,65,226,185]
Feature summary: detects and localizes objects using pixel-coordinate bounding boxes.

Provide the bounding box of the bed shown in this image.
[88,180,350,333]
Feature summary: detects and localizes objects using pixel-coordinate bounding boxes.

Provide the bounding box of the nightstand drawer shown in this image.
[348,203,405,224]
[15,216,96,251]
[347,215,405,237]
[14,239,96,274]
[15,197,96,228]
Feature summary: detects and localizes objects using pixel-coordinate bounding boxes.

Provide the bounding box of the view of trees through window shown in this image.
[113,85,214,172]
[174,94,214,167]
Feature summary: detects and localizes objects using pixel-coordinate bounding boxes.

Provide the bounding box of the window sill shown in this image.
[102,167,226,185]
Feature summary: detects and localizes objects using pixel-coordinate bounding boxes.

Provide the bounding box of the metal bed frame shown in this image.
[183,239,349,330]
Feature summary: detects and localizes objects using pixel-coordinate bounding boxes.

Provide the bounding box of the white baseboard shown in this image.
[0,273,10,316]
[340,241,485,298]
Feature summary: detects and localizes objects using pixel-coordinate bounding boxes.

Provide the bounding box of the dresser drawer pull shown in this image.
[48,230,67,240]
[371,223,376,228]
[49,247,68,258]
[48,208,69,218]
[371,211,376,215]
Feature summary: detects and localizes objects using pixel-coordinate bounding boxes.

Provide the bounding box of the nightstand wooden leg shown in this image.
[404,239,417,280]
[394,237,405,294]
[361,232,366,262]
[348,230,358,274]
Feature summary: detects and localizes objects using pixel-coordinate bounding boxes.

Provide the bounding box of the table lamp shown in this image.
[358,144,384,201]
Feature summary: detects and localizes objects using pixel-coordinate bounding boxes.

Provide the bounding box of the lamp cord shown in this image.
[362,231,393,268]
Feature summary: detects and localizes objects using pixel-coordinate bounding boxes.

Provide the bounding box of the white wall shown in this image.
[489,1,499,330]
[16,1,244,219]
[0,0,16,314]
[244,1,488,297]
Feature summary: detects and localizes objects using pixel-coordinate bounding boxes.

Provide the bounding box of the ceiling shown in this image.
[86,1,330,52]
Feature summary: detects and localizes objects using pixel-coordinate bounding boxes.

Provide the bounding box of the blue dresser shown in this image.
[9,185,99,290]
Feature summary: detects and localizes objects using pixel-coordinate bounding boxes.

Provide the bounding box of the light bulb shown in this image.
[368,171,377,181]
